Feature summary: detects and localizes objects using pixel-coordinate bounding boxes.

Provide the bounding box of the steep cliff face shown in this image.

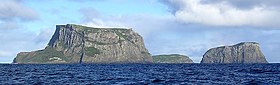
[153,54,193,63]
[14,24,152,63]
[201,42,268,63]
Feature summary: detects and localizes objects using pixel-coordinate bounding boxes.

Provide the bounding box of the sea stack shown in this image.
[153,54,193,63]
[201,42,268,63]
[13,24,152,64]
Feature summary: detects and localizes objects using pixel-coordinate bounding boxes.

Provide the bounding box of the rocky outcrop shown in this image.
[153,54,193,63]
[13,24,152,64]
[201,42,268,63]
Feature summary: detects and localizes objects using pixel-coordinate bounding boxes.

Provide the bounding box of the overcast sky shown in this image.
[1,0,280,63]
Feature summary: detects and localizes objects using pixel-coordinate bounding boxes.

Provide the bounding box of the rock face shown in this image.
[201,42,268,63]
[14,24,152,63]
[153,54,193,63]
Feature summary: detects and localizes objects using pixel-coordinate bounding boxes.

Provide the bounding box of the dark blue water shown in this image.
[0,64,280,84]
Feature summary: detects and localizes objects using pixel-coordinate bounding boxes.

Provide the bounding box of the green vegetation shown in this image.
[14,53,28,63]
[31,47,68,63]
[152,54,191,63]
[85,47,101,56]
[16,47,68,63]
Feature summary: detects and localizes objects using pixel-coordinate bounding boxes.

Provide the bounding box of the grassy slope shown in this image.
[152,54,192,63]
[15,47,68,63]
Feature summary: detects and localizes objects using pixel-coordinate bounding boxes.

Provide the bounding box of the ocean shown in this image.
[0,64,280,84]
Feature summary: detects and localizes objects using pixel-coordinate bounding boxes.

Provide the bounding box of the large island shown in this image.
[13,24,152,64]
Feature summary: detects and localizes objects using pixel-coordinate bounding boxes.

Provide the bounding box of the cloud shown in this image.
[79,7,101,23]
[83,15,173,37]
[0,0,39,29]
[77,6,280,63]
[201,0,280,10]
[34,28,54,44]
[0,0,43,62]
[0,28,52,63]
[0,21,19,29]
[161,0,280,27]
[78,7,172,36]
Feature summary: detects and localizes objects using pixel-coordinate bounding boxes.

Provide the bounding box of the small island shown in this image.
[153,54,193,63]
[201,42,268,63]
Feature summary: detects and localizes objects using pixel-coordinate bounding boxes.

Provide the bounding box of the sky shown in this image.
[1,0,280,63]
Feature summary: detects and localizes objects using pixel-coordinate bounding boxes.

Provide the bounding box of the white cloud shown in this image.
[78,7,173,36]
[34,28,55,44]
[0,28,52,63]
[0,0,39,29]
[80,15,174,38]
[0,0,42,62]
[77,6,280,63]
[0,0,39,21]
[200,0,280,10]
[163,0,280,27]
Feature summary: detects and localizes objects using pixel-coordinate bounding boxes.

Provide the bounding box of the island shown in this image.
[13,24,153,64]
[201,42,268,63]
[153,54,193,63]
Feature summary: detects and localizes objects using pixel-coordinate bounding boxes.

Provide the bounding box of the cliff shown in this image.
[13,24,152,63]
[201,42,268,63]
[153,54,193,63]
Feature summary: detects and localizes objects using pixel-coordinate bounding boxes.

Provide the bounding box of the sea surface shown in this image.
[0,64,280,84]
